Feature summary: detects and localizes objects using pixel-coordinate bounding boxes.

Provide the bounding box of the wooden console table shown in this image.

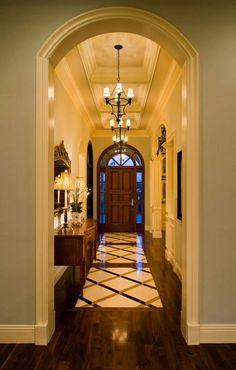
[54,219,97,295]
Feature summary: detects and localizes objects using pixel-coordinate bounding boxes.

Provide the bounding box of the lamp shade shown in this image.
[55,171,74,191]
[54,174,62,190]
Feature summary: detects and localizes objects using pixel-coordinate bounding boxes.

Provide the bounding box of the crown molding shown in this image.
[147,60,182,132]
[55,58,95,133]
[77,42,97,78]
[144,42,160,78]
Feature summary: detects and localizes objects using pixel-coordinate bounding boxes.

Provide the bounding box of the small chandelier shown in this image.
[103,44,134,147]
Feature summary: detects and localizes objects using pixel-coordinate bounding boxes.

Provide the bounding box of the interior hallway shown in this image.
[1,234,235,370]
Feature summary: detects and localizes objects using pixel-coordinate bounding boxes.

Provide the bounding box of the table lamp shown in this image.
[56,170,74,233]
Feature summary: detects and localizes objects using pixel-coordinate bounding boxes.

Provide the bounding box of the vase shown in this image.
[71,212,83,226]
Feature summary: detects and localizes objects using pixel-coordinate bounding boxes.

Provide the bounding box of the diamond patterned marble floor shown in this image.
[75,232,163,309]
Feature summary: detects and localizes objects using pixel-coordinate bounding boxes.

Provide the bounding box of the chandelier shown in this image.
[103,44,134,147]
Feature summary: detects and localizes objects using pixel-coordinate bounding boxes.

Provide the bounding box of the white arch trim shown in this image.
[36,7,199,345]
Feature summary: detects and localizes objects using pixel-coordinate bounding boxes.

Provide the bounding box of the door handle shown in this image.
[131,199,134,206]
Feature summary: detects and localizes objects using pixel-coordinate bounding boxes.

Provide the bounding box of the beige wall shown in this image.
[0,0,236,326]
[162,77,182,270]
[54,71,91,181]
[148,75,182,274]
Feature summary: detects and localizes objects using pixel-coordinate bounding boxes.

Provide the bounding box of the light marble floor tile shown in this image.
[98,294,140,308]
[142,267,151,272]
[145,279,156,288]
[125,270,152,283]
[96,254,117,261]
[87,269,115,282]
[124,255,147,262]
[88,267,98,273]
[105,257,134,264]
[98,246,119,253]
[102,276,139,292]
[125,285,158,303]
[84,280,95,288]
[112,244,138,249]
[105,249,133,257]
[122,246,144,253]
[83,285,113,302]
[150,298,163,308]
[104,267,136,276]
[75,299,91,308]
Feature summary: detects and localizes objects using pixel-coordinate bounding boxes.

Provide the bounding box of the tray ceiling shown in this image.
[55,33,181,134]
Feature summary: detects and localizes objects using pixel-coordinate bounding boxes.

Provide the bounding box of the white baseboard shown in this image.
[200,324,236,343]
[0,325,35,343]
[181,319,236,345]
[35,310,55,345]
[181,319,200,345]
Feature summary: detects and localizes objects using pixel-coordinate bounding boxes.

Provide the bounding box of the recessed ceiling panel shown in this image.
[55,32,178,133]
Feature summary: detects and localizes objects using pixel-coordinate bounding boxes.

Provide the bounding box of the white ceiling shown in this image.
[55,32,181,134]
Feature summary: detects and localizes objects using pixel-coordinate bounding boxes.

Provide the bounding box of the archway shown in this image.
[36,7,199,345]
[97,144,145,232]
[87,142,94,219]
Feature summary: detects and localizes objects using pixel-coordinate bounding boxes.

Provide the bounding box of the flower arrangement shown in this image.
[70,188,83,213]
[69,177,90,223]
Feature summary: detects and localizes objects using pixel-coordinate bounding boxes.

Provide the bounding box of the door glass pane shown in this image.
[122,158,134,166]
[136,171,143,224]
[99,171,106,224]
[136,172,142,183]
[108,156,120,166]
[100,172,106,182]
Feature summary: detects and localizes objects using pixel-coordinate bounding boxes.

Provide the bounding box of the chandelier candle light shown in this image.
[103,45,134,147]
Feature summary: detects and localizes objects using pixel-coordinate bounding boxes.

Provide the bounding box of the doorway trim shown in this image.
[97,144,145,232]
[36,7,199,345]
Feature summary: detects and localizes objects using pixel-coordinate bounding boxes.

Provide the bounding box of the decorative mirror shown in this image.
[54,140,71,210]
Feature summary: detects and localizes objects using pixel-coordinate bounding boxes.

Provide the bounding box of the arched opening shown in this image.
[97,144,144,232]
[87,142,93,219]
[36,7,199,345]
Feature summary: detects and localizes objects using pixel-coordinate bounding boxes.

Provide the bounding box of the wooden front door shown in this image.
[106,168,136,232]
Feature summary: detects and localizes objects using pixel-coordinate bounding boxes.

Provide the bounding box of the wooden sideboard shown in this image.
[54,219,97,294]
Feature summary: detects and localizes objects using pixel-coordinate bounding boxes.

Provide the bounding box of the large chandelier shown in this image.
[103,44,134,147]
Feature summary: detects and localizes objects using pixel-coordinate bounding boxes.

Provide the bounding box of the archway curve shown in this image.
[38,7,197,66]
[36,6,199,345]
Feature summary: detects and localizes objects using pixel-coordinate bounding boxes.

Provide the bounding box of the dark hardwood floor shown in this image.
[0,233,236,370]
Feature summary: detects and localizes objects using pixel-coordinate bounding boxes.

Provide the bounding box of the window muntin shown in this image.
[100,147,142,168]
